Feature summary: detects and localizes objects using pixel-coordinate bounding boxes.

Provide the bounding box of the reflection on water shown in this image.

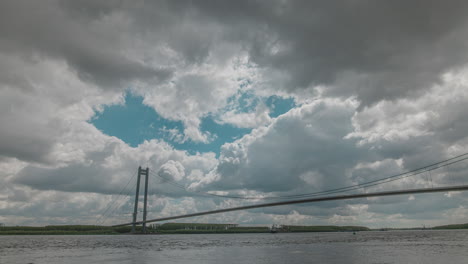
[1,230,468,264]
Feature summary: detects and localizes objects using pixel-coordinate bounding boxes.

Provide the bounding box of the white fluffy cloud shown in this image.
[212,98,363,192]
[218,101,272,129]
[134,56,257,142]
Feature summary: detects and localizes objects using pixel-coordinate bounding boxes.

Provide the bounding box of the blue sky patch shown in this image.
[91,93,253,155]
[91,94,183,148]
[227,89,259,113]
[225,90,295,118]
[91,93,295,155]
[167,117,252,155]
[266,96,296,118]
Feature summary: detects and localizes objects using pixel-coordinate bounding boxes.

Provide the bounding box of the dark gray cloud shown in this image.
[12,138,218,199]
[58,0,119,19]
[186,0,468,105]
[12,141,130,194]
[0,0,172,89]
[3,0,468,104]
[0,80,62,163]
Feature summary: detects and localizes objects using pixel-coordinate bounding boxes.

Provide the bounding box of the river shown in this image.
[1,230,468,263]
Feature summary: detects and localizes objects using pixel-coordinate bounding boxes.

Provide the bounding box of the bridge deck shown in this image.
[113,185,468,227]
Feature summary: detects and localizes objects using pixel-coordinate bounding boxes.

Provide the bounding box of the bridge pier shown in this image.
[142,167,149,233]
[131,166,149,233]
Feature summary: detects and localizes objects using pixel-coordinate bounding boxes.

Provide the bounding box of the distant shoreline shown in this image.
[1,223,467,235]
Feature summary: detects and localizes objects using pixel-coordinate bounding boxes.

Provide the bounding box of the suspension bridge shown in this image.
[96,153,468,232]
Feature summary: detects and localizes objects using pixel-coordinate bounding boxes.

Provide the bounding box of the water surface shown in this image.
[1,230,467,264]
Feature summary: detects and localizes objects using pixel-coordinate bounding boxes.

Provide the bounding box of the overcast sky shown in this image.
[1,0,468,228]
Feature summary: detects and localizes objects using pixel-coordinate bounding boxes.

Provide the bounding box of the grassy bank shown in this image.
[283,225,370,232]
[155,223,270,234]
[4,222,467,235]
[158,228,271,234]
[0,225,136,235]
[0,223,365,235]
[432,223,468,230]
[0,224,271,235]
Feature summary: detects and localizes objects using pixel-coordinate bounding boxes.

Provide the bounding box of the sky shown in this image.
[1,0,468,228]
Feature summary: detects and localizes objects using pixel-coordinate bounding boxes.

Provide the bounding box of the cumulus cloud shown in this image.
[158,160,186,182]
[2,0,468,227]
[212,99,364,192]
[0,53,119,163]
[218,101,272,128]
[193,94,468,223]
[347,67,468,168]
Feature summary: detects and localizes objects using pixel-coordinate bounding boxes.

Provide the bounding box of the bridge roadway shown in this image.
[112,185,468,227]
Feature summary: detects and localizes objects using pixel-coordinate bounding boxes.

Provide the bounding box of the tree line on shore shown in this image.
[1,222,467,235]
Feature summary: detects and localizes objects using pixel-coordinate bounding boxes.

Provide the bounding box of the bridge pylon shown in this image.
[131,166,149,233]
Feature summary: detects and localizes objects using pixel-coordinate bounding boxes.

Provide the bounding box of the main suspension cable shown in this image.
[150,152,468,201]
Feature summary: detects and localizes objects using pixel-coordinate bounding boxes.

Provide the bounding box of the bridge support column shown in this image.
[142,167,149,233]
[131,167,142,233]
[131,166,150,233]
